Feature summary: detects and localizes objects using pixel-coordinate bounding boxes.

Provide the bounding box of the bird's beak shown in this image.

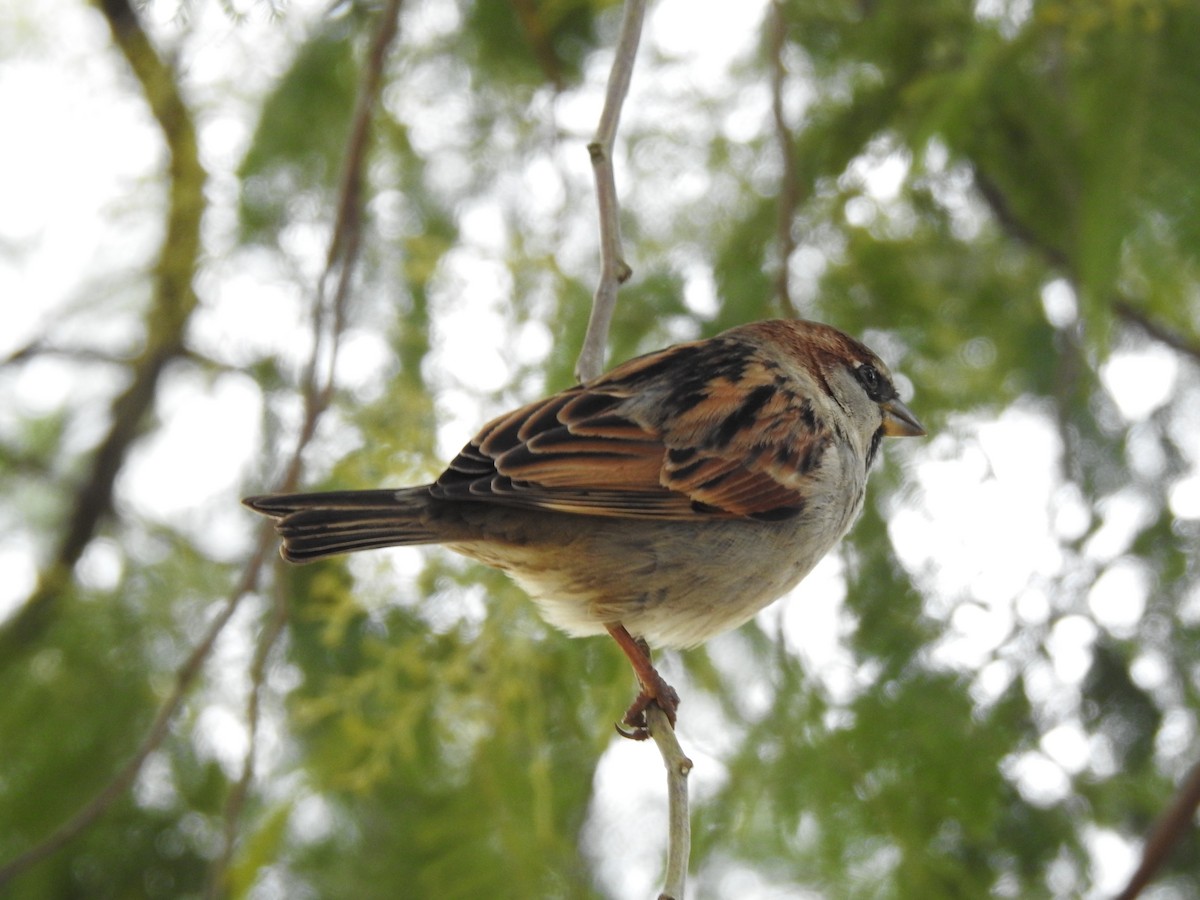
[880,398,926,437]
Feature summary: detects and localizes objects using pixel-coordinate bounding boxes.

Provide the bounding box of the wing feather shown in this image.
[431,332,834,520]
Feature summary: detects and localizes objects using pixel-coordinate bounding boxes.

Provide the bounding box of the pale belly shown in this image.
[447,495,860,648]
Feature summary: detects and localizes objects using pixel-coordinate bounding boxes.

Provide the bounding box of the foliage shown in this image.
[2,0,1199,897]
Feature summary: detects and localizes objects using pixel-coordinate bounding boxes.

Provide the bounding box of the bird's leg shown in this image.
[605,623,680,741]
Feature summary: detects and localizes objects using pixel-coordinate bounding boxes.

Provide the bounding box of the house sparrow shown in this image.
[246,319,924,737]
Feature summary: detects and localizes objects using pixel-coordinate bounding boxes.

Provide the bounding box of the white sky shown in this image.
[3,0,1198,896]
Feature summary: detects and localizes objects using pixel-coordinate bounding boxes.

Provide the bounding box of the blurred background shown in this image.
[3,0,1200,896]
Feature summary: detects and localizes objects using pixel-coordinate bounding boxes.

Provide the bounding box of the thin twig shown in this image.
[205,576,289,899]
[972,168,1071,272]
[207,0,405,888]
[0,537,271,887]
[300,0,403,427]
[647,704,693,900]
[768,0,801,317]
[0,342,129,368]
[1114,299,1200,364]
[1114,759,1200,900]
[0,305,347,885]
[325,0,402,281]
[0,298,342,888]
[575,0,646,383]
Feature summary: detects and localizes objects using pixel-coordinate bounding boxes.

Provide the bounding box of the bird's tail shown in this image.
[244,488,444,563]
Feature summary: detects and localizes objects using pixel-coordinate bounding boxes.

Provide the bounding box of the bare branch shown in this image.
[647,705,693,900]
[1115,759,1200,900]
[575,0,646,383]
[768,0,801,317]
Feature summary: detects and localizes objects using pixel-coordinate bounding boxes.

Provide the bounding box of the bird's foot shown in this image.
[606,624,680,741]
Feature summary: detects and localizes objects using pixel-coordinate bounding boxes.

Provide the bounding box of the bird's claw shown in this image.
[615,681,680,741]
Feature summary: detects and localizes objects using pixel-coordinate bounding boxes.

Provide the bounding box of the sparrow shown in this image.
[245,319,925,738]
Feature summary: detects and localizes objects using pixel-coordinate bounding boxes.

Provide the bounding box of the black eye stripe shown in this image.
[854,363,892,401]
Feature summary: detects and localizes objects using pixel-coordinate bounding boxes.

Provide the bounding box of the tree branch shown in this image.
[768,0,801,317]
[575,0,645,383]
[972,168,1071,272]
[1114,759,1200,900]
[0,0,207,664]
[0,341,129,368]
[647,704,693,900]
[205,576,289,900]
[209,1,405,889]
[0,535,272,888]
[0,0,401,884]
[0,200,353,883]
[1113,299,1200,365]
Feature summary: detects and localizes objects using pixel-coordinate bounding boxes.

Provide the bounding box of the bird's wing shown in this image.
[430,337,833,521]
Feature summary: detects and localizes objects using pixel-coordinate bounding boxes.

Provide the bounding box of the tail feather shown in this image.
[244,488,443,563]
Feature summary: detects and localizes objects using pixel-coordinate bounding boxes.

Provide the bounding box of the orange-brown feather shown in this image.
[431,324,838,521]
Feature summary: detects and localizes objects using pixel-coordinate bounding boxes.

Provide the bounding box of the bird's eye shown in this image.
[855,363,895,401]
[856,363,882,397]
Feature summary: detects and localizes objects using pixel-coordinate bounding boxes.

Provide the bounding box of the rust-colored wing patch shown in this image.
[432,334,833,521]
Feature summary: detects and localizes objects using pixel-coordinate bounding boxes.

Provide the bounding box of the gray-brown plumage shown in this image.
[245,319,925,732]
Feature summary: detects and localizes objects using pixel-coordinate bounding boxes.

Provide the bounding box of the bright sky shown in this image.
[4,0,1197,896]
